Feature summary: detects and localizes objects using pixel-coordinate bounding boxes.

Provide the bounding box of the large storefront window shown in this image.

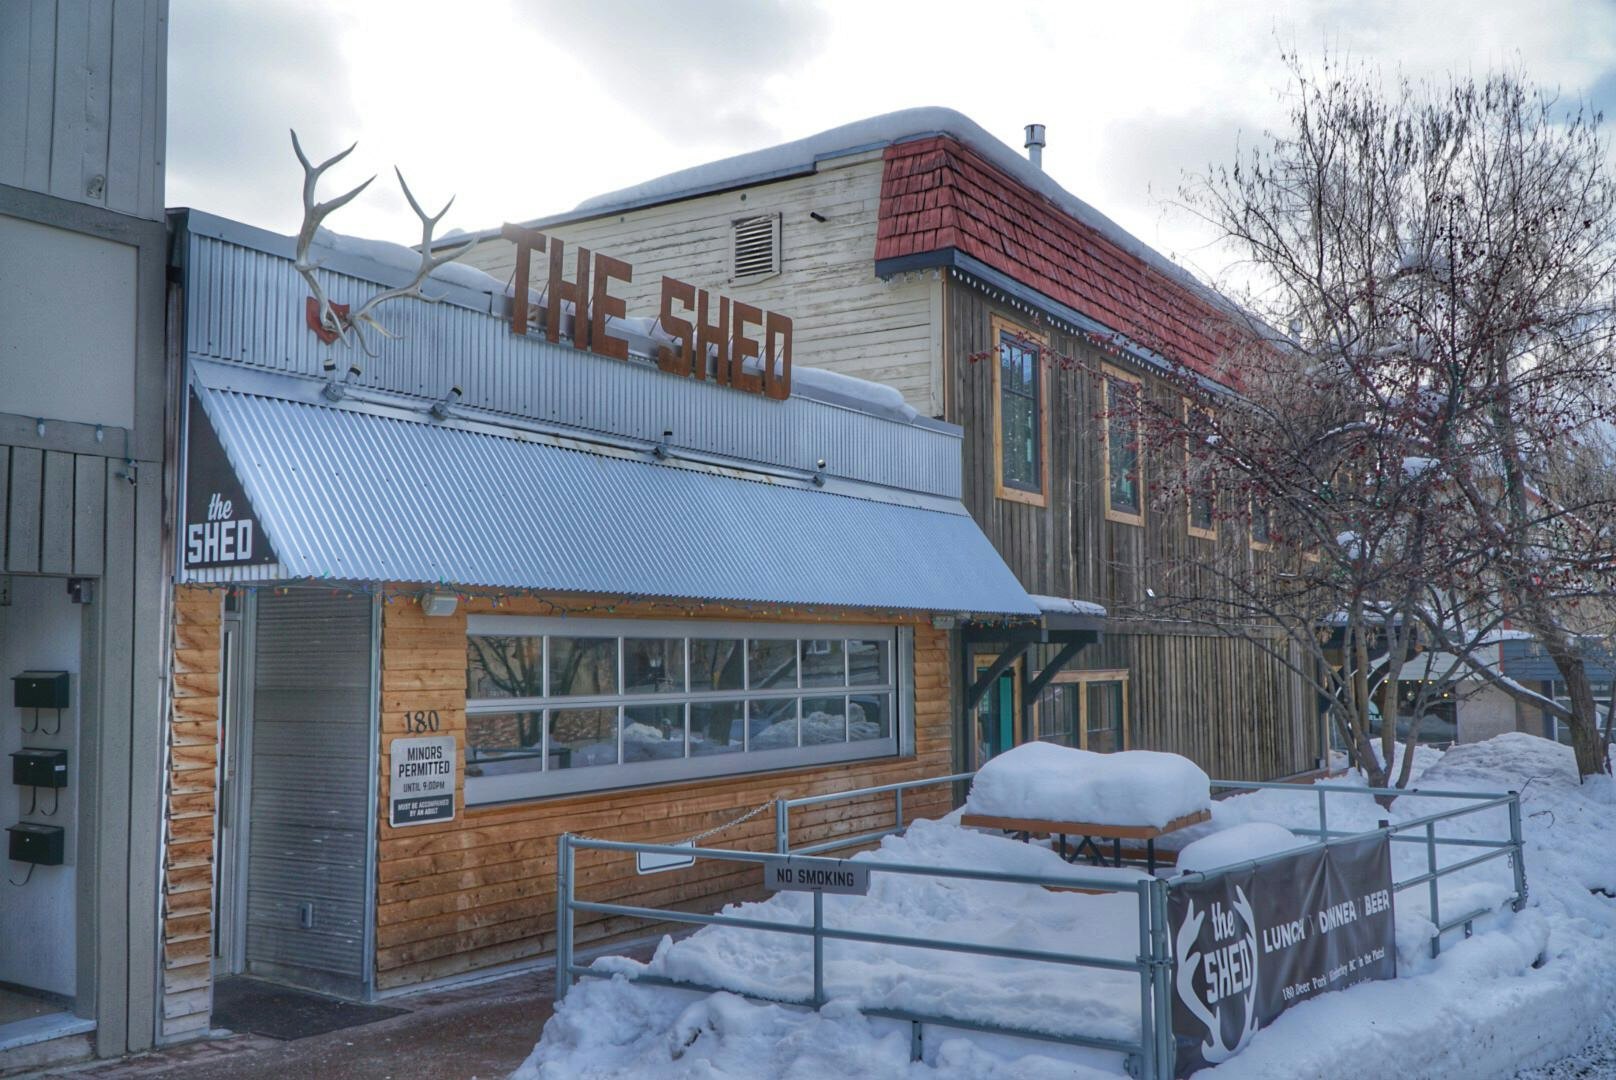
[465,616,910,803]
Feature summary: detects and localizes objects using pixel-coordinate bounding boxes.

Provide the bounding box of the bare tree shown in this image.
[1126,53,1616,783]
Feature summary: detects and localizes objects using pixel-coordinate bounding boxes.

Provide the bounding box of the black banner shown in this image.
[1168,833,1396,1077]
[183,390,277,570]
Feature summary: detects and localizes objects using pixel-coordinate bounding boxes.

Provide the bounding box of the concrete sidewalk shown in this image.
[30,968,558,1080]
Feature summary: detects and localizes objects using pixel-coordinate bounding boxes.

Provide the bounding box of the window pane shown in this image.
[464,711,544,777]
[622,704,685,762]
[549,637,618,697]
[690,701,744,755]
[467,636,543,699]
[848,639,889,686]
[802,695,848,745]
[849,693,891,742]
[747,638,798,690]
[801,639,846,687]
[1107,378,1142,515]
[1251,503,1272,544]
[747,698,799,750]
[691,639,744,692]
[1036,684,1079,747]
[1190,490,1215,532]
[1086,682,1124,754]
[624,638,685,694]
[999,332,1041,492]
[549,707,619,768]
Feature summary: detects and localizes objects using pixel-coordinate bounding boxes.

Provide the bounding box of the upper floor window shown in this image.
[1103,365,1145,525]
[1185,403,1217,540]
[992,317,1048,506]
[1250,498,1274,550]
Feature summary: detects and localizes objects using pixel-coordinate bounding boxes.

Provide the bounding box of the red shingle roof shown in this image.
[876,137,1236,378]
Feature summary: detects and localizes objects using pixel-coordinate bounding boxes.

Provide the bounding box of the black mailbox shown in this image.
[12,671,70,710]
[12,749,68,789]
[8,822,65,866]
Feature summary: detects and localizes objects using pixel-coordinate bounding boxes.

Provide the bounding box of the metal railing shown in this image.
[555,773,1526,1079]
[557,832,1174,1078]
[1206,779,1528,957]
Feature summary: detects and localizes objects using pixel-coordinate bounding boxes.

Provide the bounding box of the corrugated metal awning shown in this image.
[189,388,1039,616]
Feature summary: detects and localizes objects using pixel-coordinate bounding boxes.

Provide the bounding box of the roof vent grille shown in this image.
[732,213,782,282]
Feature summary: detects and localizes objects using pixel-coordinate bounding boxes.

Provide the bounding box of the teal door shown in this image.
[973,662,1020,766]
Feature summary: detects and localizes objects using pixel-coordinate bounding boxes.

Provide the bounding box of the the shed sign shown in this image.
[501,225,793,400]
[1167,834,1395,1077]
[389,735,456,827]
[182,390,277,570]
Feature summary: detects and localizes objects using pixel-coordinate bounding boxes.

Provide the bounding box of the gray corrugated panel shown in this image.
[182,222,960,498]
[246,591,372,989]
[193,387,1038,617]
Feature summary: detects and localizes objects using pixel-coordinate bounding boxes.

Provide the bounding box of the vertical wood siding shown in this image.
[0,0,167,221]
[0,444,112,574]
[461,154,941,413]
[949,283,1318,780]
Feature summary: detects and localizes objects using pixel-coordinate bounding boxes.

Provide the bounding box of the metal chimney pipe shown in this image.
[1024,123,1046,169]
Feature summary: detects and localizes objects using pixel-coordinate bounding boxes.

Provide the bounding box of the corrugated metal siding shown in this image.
[244,591,372,994]
[182,225,959,499]
[189,387,1038,616]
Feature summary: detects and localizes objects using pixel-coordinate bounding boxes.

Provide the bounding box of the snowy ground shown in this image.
[514,734,1616,1079]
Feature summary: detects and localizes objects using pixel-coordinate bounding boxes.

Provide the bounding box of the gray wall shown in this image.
[0,185,169,1057]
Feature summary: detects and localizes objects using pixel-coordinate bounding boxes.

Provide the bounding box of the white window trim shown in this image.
[464,615,915,805]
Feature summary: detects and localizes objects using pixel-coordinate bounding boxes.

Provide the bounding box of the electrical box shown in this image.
[8,822,65,866]
[12,671,70,710]
[12,748,68,789]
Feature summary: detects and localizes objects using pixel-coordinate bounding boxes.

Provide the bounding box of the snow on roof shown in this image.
[309,227,506,294]
[1030,594,1107,618]
[545,107,1220,306]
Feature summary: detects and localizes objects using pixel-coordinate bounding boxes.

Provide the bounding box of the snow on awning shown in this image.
[184,386,1040,617]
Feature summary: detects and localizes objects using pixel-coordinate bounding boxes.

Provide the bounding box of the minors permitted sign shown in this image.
[762,856,870,896]
[389,735,456,827]
[1168,833,1395,1078]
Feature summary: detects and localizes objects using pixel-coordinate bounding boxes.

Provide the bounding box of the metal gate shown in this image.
[242,590,377,997]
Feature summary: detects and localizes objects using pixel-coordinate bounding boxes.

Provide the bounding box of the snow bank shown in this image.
[963,742,1212,829]
[790,366,918,422]
[1175,823,1304,875]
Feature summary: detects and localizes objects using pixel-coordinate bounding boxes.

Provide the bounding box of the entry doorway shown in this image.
[0,575,93,1038]
[215,589,379,1000]
[971,655,1023,767]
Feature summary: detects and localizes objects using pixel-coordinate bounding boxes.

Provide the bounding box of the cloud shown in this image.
[166,0,364,232]
[514,0,828,147]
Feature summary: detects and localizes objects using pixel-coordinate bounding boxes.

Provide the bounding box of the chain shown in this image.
[685,798,777,846]
[566,796,778,847]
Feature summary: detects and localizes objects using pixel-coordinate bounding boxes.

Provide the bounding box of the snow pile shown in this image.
[791,366,918,422]
[1030,594,1108,618]
[306,227,506,294]
[515,735,1616,1080]
[963,742,1211,828]
[1175,823,1304,875]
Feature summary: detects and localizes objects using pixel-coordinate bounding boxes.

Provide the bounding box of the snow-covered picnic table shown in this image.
[960,742,1214,872]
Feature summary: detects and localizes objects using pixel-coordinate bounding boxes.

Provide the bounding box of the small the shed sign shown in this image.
[389,735,456,827]
[762,856,870,896]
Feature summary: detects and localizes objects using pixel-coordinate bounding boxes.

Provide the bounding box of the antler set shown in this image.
[291,130,476,356]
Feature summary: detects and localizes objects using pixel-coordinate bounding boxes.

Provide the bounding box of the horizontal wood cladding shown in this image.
[462,154,940,411]
[159,586,222,1039]
[375,593,950,989]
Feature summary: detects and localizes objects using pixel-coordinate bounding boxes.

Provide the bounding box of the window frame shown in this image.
[464,615,914,805]
[990,315,1050,507]
[1043,668,1131,751]
[1183,400,1217,541]
[1101,363,1146,527]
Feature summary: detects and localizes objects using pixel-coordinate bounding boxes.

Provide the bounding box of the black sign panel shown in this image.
[183,390,277,569]
[1168,834,1396,1077]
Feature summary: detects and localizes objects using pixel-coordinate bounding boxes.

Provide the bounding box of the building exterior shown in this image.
[460,108,1320,782]
[153,209,1039,1025]
[0,1,170,1070]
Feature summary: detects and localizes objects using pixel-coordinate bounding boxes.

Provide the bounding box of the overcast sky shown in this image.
[167,0,1616,287]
